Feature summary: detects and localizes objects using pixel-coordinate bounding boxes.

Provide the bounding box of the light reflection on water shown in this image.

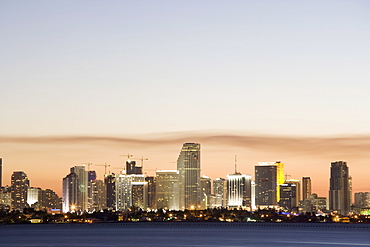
[1,223,370,247]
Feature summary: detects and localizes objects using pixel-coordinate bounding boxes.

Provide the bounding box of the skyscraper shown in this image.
[11,171,29,211]
[213,178,228,207]
[0,158,2,187]
[62,172,78,213]
[126,160,142,175]
[279,183,297,210]
[88,180,106,212]
[285,179,301,207]
[200,175,211,209]
[177,143,201,210]
[156,170,179,210]
[115,174,132,211]
[227,173,252,208]
[302,177,312,201]
[329,161,350,215]
[70,166,88,211]
[145,176,156,210]
[105,174,116,210]
[255,162,277,207]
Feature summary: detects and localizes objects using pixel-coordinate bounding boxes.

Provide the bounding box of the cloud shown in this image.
[1,132,370,157]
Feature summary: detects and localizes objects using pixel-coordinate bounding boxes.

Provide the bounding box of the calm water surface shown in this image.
[1,223,370,247]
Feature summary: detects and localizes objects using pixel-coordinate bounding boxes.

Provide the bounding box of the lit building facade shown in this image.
[177,143,201,210]
[89,180,106,212]
[213,178,228,207]
[227,174,252,208]
[354,192,370,209]
[62,172,78,213]
[11,171,29,211]
[200,175,211,209]
[145,176,156,210]
[115,174,132,211]
[27,187,41,209]
[255,163,277,207]
[329,161,350,215]
[156,170,179,210]
[70,166,88,212]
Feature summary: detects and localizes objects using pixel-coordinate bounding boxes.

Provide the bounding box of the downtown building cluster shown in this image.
[1,145,370,216]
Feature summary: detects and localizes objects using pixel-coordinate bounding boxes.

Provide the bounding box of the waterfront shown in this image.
[1,223,370,246]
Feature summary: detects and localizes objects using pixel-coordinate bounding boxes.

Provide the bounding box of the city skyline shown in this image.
[2,1,370,198]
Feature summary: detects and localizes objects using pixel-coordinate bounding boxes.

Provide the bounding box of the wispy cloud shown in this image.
[2,132,370,157]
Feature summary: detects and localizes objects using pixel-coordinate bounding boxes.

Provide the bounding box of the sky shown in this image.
[1,0,370,197]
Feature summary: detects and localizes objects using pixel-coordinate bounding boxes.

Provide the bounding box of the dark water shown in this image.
[1,223,370,246]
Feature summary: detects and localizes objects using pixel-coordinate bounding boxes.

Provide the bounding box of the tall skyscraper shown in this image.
[255,162,278,207]
[105,174,116,210]
[227,173,252,208]
[329,161,350,215]
[156,170,179,210]
[131,174,147,209]
[0,158,2,187]
[302,177,312,201]
[11,171,29,211]
[62,172,78,213]
[145,176,156,210]
[88,180,106,212]
[177,143,201,210]
[213,178,228,208]
[70,166,88,211]
[115,174,132,211]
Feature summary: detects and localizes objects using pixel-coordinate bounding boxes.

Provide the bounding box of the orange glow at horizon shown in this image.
[1,132,370,198]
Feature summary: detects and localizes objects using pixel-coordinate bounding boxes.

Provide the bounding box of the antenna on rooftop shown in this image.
[234,154,237,174]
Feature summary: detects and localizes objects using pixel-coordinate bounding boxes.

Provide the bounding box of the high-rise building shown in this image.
[11,171,29,211]
[156,170,179,210]
[126,160,142,175]
[279,183,297,210]
[88,171,97,181]
[40,189,61,210]
[255,162,277,207]
[105,174,116,210]
[285,179,301,207]
[0,158,2,187]
[329,161,350,215]
[131,174,147,209]
[354,192,370,209]
[115,174,132,211]
[145,176,156,210]
[213,178,228,207]
[0,186,11,209]
[227,173,252,208]
[89,180,106,212]
[302,177,311,201]
[200,175,211,209]
[177,143,201,210]
[70,166,88,211]
[27,187,41,209]
[62,172,78,213]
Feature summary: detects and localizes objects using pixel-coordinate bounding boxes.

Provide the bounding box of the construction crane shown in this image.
[131,156,148,169]
[95,163,111,175]
[120,153,133,162]
[82,162,93,171]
